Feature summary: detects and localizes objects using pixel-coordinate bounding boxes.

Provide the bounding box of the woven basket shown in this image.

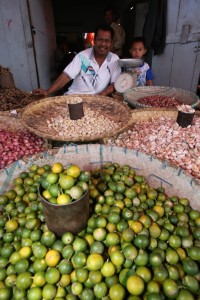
[21,95,132,142]
[0,144,199,210]
[112,92,124,102]
[131,107,178,122]
[123,86,200,109]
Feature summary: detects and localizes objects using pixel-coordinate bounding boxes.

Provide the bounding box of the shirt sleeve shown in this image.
[146,68,154,81]
[63,53,81,79]
[109,57,122,83]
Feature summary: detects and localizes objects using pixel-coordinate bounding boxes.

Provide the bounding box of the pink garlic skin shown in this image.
[177,104,195,113]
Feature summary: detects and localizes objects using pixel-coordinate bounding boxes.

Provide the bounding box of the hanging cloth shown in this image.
[143,0,167,55]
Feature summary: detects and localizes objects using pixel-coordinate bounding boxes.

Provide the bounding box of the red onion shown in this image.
[0,129,46,169]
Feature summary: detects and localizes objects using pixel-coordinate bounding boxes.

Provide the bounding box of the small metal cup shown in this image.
[39,185,89,236]
[68,102,84,120]
[176,110,195,128]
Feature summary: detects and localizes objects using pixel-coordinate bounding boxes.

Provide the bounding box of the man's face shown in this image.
[104,10,115,25]
[94,30,113,57]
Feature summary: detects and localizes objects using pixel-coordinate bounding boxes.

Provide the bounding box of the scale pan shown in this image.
[118,58,143,68]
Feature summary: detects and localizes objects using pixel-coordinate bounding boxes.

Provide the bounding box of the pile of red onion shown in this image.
[0,130,46,169]
[138,95,181,107]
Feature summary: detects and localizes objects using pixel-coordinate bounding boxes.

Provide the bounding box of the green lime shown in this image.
[136,266,152,283]
[27,287,42,300]
[94,282,108,298]
[86,253,104,271]
[16,271,33,289]
[90,241,105,254]
[41,231,56,247]
[134,234,150,249]
[58,259,73,275]
[69,186,83,200]
[0,287,12,300]
[182,275,199,293]
[176,289,196,300]
[88,270,102,285]
[45,267,60,284]
[72,252,87,269]
[153,265,168,282]
[187,246,200,261]
[182,258,199,275]
[48,184,60,197]
[75,268,89,283]
[46,173,59,184]
[126,275,145,296]
[163,279,178,299]
[42,283,57,299]
[59,175,75,190]
[56,193,71,205]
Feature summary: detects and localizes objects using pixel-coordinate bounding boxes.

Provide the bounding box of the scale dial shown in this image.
[114,72,135,93]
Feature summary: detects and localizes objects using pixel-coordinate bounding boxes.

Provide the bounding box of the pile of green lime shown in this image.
[0,162,199,299]
[40,163,90,205]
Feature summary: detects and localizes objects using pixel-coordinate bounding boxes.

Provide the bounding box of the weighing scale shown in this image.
[114,58,143,94]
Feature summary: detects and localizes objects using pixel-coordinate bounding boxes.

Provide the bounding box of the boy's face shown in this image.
[130,41,146,59]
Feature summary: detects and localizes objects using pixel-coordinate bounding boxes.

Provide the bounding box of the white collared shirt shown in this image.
[63,48,121,94]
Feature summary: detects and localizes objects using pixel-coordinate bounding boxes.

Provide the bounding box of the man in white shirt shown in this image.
[104,6,125,58]
[33,24,121,97]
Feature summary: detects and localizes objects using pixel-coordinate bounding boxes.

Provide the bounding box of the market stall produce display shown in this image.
[1,145,199,208]
[0,115,48,169]
[114,59,143,94]
[0,147,199,299]
[123,86,200,109]
[0,65,15,89]
[137,94,181,107]
[0,88,44,112]
[21,95,132,142]
[39,163,90,236]
[176,104,195,128]
[106,109,200,180]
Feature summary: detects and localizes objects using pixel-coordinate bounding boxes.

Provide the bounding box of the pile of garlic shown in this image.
[177,104,195,113]
[47,107,120,139]
[107,116,200,179]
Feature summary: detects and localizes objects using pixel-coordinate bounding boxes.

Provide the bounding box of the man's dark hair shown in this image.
[94,24,114,41]
[130,36,147,49]
[104,6,116,15]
